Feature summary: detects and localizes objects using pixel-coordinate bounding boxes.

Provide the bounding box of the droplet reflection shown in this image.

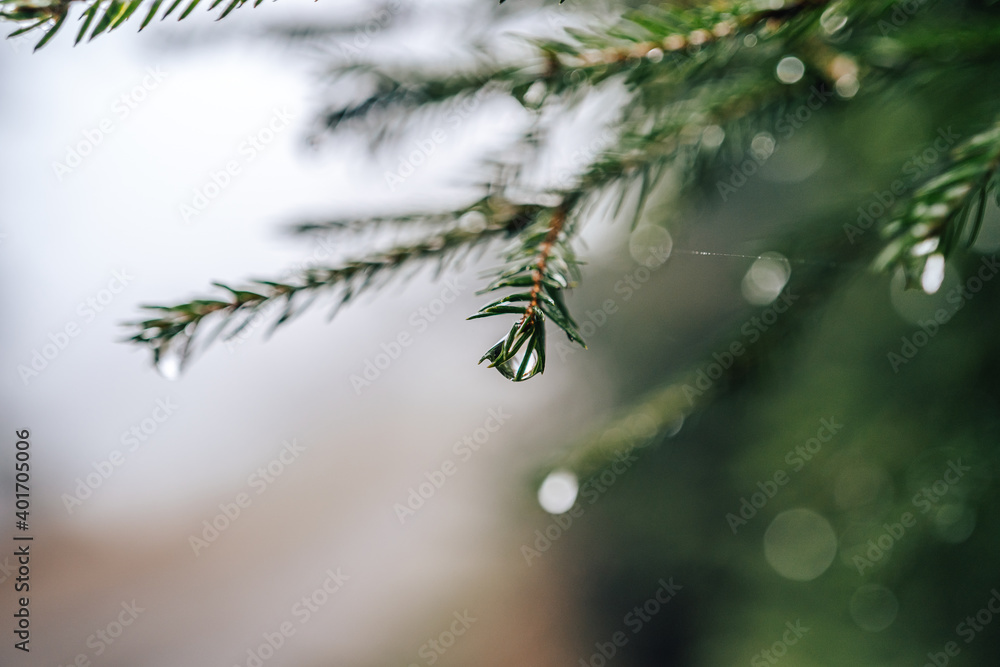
[742,252,791,305]
[849,584,899,632]
[538,469,579,514]
[921,253,946,295]
[764,509,838,581]
[156,347,183,381]
[629,225,673,267]
[776,56,805,84]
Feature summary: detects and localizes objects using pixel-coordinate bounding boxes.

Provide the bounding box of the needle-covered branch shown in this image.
[1,0,262,49]
[873,119,1000,292]
[23,0,1000,385]
[470,202,586,381]
[126,197,538,373]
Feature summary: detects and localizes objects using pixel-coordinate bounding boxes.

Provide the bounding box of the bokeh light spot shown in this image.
[538,470,579,514]
[849,584,899,632]
[764,509,838,581]
[629,225,673,267]
[742,252,791,305]
[776,56,805,84]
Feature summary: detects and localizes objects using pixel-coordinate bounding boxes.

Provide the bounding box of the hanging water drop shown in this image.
[921,253,946,295]
[742,252,791,305]
[538,469,579,514]
[499,346,540,381]
[155,345,183,381]
[479,333,543,381]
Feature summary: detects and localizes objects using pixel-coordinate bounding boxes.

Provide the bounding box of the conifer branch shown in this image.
[312,0,845,143]
[470,200,585,382]
[126,197,537,372]
[1,0,262,49]
[873,119,1000,291]
[79,0,1000,384]
[521,205,566,325]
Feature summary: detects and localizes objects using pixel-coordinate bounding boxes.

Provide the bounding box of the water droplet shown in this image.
[921,253,946,294]
[500,346,540,381]
[742,252,791,305]
[523,81,546,107]
[821,7,848,34]
[776,56,805,84]
[751,132,776,160]
[155,346,183,381]
[701,125,726,149]
[910,237,940,257]
[460,211,488,233]
[629,225,673,267]
[538,469,578,514]
[836,74,859,99]
[481,336,542,381]
[850,585,899,632]
[764,509,838,581]
[663,416,684,438]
